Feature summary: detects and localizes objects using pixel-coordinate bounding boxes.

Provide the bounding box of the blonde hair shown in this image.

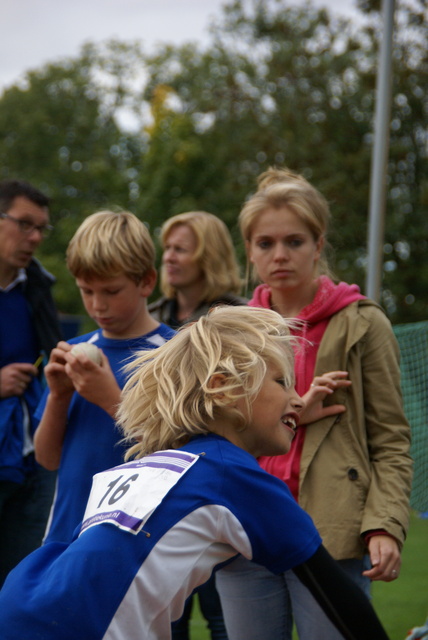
[160,211,242,300]
[240,167,332,279]
[117,306,296,458]
[66,210,155,283]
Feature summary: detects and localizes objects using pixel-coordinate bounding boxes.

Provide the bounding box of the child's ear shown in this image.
[139,268,157,297]
[208,374,227,389]
[208,374,228,400]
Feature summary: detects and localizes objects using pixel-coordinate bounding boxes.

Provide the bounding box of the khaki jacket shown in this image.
[299,300,413,559]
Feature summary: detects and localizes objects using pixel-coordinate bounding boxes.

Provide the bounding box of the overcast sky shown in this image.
[1,0,362,92]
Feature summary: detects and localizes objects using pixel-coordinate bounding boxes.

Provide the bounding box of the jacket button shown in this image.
[348,468,359,481]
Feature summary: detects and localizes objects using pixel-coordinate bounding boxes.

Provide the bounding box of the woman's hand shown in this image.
[363,535,402,582]
[300,371,351,425]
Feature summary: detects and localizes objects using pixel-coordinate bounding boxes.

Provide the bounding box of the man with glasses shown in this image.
[0,179,62,586]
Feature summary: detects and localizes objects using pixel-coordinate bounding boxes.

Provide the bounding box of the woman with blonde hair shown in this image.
[150,210,245,638]
[215,168,413,640]
[149,211,246,329]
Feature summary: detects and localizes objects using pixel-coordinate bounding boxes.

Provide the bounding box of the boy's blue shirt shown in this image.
[0,434,321,640]
[35,324,176,544]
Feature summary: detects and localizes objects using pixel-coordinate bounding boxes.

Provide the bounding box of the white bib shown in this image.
[80,450,200,536]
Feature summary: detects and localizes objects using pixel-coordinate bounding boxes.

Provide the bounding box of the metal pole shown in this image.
[365,0,395,301]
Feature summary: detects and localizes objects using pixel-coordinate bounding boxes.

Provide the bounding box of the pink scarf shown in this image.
[250,276,365,499]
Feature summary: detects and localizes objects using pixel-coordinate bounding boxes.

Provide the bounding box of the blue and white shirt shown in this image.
[0,434,321,639]
[35,324,175,544]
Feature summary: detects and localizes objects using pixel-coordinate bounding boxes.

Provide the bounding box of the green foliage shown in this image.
[372,512,428,640]
[135,0,427,322]
[0,1,426,322]
[0,41,146,313]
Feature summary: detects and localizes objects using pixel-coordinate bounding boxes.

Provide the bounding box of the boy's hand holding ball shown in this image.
[68,343,118,414]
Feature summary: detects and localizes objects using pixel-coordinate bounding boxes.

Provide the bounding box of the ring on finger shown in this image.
[391,569,398,578]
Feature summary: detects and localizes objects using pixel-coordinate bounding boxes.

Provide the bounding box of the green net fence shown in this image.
[393,321,428,513]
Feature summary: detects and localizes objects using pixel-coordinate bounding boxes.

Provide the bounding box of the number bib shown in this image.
[80,450,200,536]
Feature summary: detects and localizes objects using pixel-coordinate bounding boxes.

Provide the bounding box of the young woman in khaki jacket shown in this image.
[216,167,413,640]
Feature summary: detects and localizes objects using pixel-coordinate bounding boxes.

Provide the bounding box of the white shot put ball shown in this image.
[71,343,102,365]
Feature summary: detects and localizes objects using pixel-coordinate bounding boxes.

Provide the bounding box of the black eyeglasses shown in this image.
[0,212,53,237]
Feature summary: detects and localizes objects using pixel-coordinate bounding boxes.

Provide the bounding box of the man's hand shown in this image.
[0,362,38,397]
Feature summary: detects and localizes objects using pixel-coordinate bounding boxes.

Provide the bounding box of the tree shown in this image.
[0,1,426,322]
[0,40,146,314]
[137,0,427,321]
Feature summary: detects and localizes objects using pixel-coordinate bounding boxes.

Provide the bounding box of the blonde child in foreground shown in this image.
[0,307,390,640]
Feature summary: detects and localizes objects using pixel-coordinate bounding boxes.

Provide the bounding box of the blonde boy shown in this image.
[0,307,390,640]
[33,210,175,544]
